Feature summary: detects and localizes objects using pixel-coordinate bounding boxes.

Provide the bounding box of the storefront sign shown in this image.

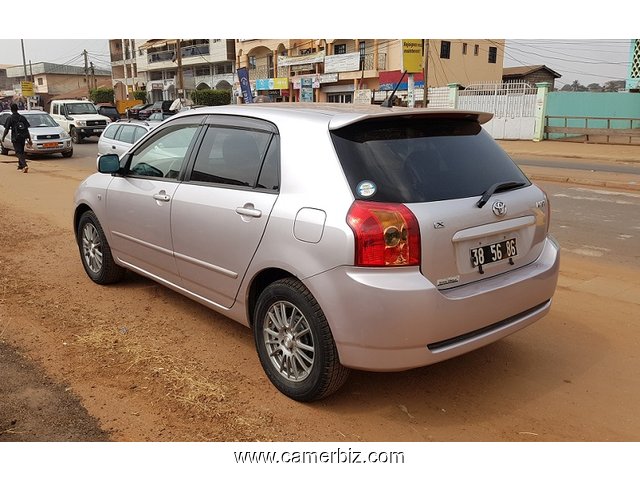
[379,70,424,91]
[300,77,314,102]
[318,73,338,84]
[402,39,423,73]
[353,89,372,105]
[293,75,320,89]
[256,78,289,90]
[324,52,360,73]
[151,82,163,90]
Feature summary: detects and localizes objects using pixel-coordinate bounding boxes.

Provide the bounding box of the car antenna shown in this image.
[381,70,407,108]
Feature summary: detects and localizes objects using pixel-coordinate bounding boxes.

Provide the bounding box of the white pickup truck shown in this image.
[49,99,111,144]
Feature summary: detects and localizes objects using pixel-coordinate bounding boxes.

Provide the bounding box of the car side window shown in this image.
[132,126,147,143]
[256,137,280,191]
[128,124,199,180]
[52,104,58,115]
[190,127,271,187]
[116,125,136,144]
[103,124,120,140]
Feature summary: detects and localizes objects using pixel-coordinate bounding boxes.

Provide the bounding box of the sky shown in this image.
[0,3,635,88]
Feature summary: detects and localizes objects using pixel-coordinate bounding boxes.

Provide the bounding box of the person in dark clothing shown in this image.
[1,103,32,173]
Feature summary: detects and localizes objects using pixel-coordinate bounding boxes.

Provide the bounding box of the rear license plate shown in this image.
[470,238,517,267]
[43,142,58,148]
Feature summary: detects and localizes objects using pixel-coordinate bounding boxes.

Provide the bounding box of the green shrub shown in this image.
[90,88,115,104]
[132,90,147,102]
[190,89,231,106]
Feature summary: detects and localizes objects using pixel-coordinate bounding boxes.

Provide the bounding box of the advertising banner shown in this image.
[277,51,326,67]
[300,77,314,102]
[402,39,424,73]
[379,70,424,91]
[324,52,360,73]
[237,67,253,103]
[21,81,34,97]
[256,78,289,90]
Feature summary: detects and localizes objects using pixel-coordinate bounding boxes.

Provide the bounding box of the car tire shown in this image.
[70,127,83,144]
[77,210,125,285]
[253,278,349,402]
[61,149,73,158]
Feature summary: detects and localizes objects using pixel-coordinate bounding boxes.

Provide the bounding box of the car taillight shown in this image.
[347,200,421,267]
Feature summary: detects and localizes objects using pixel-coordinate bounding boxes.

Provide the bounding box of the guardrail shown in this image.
[545,116,640,144]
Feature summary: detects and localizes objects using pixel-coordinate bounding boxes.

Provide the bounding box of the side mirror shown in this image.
[98,154,121,174]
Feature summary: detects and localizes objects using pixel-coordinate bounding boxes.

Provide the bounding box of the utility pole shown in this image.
[90,62,96,90]
[176,39,184,100]
[83,49,89,98]
[423,39,429,108]
[21,39,28,80]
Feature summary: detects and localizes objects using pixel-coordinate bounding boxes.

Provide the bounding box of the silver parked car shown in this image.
[73,104,560,401]
[97,120,154,158]
[0,109,73,158]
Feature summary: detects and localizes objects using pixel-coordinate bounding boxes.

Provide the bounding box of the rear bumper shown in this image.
[305,235,560,371]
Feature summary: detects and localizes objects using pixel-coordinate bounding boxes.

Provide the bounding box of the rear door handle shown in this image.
[235,205,262,218]
[153,193,171,202]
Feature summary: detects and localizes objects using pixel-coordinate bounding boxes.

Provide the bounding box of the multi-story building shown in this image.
[109,39,143,101]
[120,39,235,103]
[235,39,505,104]
[5,62,111,108]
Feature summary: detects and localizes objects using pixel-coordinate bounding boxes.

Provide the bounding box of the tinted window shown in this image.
[256,137,280,191]
[331,117,530,203]
[190,127,271,187]
[103,124,120,140]
[128,124,199,179]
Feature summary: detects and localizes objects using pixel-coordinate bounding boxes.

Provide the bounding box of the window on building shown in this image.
[215,63,233,75]
[249,56,256,70]
[488,46,497,64]
[474,44,479,56]
[359,41,366,69]
[37,78,43,86]
[440,41,451,59]
[334,44,346,55]
[462,43,468,55]
[195,66,210,77]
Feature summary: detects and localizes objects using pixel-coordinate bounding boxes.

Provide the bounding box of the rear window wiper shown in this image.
[476,181,527,208]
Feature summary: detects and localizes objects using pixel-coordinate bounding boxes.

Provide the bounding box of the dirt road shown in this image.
[1,156,639,442]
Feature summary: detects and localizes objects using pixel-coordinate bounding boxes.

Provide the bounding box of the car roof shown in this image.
[10,110,51,115]
[171,103,493,130]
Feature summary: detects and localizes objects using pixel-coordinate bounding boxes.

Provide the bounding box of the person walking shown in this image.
[1,103,32,173]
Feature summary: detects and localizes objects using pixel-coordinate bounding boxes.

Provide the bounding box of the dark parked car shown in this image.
[138,100,174,120]
[96,104,121,122]
[126,103,152,119]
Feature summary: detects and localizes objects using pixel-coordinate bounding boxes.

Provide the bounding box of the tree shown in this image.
[90,88,115,104]
[603,80,626,92]
[587,83,603,92]
[132,90,147,102]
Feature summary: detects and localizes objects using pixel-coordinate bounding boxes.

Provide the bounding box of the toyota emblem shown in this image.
[492,200,507,217]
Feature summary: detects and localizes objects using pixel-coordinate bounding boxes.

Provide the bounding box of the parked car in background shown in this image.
[96,104,121,122]
[138,100,174,120]
[0,109,73,158]
[97,120,154,158]
[145,111,175,126]
[74,103,559,402]
[126,103,151,119]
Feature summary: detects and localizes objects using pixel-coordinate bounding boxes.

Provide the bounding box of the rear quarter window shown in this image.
[331,117,530,203]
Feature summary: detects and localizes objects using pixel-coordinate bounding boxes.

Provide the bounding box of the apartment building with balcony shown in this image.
[129,39,235,103]
[109,39,143,101]
[235,39,505,104]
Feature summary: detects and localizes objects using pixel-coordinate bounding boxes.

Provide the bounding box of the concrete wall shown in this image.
[546,91,640,131]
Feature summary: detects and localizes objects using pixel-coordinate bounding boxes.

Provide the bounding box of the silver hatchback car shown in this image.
[74,104,560,401]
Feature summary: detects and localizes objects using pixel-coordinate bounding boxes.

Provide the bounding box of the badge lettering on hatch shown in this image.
[437,276,460,287]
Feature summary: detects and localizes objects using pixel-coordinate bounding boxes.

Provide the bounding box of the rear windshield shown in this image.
[331,117,530,203]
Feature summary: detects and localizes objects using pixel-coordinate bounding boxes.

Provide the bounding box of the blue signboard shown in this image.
[237,67,253,103]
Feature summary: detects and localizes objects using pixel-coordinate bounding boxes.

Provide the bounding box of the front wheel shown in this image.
[70,127,83,144]
[61,148,73,158]
[77,210,125,284]
[253,278,349,402]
